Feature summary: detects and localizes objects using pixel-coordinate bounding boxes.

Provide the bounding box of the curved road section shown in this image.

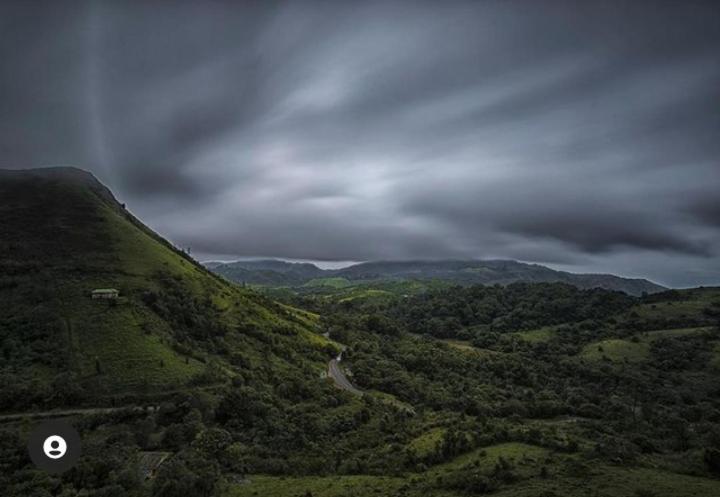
[328,352,363,396]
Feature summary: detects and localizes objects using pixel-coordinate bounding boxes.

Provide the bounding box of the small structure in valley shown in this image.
[137,452,171,480]
[91,288,119,300]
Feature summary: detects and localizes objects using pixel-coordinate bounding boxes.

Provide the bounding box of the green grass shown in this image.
[628,288,720,321]
[580,326,716,363]
[222,444,565,497]
[436,339,504,358]
[408,427,446,457]
[338,289,395,303]
[431,442,549,474]
[73,303,204,389]
[289,279,454,304]
[0,169,333,400]
[489,465,720,497]
[440,339,477,352]
[224,440,720,497]
[642,326,715,339]
[367,390,416,414]
[580,339,649,362]
[303,277,352,288]
[512,326,557,343]
[224,475,408,497]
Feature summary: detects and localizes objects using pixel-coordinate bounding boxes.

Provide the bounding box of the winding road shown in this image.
[3,356,366,423]
[327,352,363,396]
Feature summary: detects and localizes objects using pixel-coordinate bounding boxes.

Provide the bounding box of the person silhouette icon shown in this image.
[43,435,67,459]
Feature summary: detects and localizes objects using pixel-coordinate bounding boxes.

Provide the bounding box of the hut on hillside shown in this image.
[91,288,119,299]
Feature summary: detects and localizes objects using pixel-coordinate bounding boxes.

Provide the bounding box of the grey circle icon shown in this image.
[28,420,81,473]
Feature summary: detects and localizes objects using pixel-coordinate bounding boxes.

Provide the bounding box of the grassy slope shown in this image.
[0,168,330,398]
[513,326,558,343]
[229,440,720,497]
[580,326,716,363]
[303,277,353,288]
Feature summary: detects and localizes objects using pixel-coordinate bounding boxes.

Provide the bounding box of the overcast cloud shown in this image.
[1,0,719,287]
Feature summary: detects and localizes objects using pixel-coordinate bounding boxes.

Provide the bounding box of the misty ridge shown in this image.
[206,258,666,296]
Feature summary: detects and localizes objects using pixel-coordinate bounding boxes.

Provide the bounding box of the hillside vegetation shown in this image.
[1,168,719,497]
[0,167,334,407]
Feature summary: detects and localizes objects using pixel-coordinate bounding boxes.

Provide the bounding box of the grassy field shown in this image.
[72,301,205,389]
[407,427,446,457]
[580,338,650,362]
[435,338,505,358]
[580,326,716,363]
[627,288,720,321]
[512,326,558,343]
[226,453,720,497]
[642,326,715,339]
[225,439,720,496]
[303,277,353,288]
[224,475,408,497]
[337,288,395,303]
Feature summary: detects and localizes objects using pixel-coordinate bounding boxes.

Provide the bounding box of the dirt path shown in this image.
[0,405,156,423]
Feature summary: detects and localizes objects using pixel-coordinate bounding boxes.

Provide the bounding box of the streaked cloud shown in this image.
[1,0,718,287]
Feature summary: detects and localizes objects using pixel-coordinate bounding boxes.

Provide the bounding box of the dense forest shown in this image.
[3,280,720,496]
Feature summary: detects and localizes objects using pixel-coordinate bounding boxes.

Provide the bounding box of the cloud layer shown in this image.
[1,1,719,287]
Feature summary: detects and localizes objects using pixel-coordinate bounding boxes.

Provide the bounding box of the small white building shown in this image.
[91,288,119,299]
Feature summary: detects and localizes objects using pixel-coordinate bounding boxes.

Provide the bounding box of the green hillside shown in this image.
[2,168,720,497]
[0,167,334,408]
[303,277,352,288]
[236,283,719,497]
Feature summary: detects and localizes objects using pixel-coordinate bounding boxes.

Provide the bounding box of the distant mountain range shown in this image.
[205,259,666,296]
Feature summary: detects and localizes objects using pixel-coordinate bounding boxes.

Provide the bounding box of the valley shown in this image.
[1,168,719,497]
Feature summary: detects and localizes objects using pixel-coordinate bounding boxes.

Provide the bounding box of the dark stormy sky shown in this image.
[1,1,719,287]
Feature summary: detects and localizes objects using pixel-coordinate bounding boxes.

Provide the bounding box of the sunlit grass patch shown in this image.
[580,339,649,362]
[408,427,446,457]
[224,474,407,497]
[303,277,353,288]
[512,326,557,343]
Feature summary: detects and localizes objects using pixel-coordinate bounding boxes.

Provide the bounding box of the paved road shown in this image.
[328,353,363,396]
[0,405,156,423]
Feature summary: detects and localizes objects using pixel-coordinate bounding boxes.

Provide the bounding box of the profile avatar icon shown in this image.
[28,420,81,472]
[43,435,67,459]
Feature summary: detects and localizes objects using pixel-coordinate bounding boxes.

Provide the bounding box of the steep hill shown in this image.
[0,167,333,410]
[209,259,665,296]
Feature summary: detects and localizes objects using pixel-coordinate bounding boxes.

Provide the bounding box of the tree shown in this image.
[153,452,219,497]
[704,448,720,475]
[193,428,232,458]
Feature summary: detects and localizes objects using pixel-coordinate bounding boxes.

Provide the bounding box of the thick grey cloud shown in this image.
[1,0,719,287]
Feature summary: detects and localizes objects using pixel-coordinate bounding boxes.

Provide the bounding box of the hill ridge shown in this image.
[207,258,666,295]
